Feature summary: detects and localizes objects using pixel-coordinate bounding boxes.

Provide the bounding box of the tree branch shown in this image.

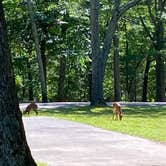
[146,0,157,26]
[162,0,166,9]
[101,0,120,61]
[140,17,154,41]
[159,0,165,16]
[119,0,142,17]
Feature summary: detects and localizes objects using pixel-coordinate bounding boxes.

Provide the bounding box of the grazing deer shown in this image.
[112,102,123,120]
[23,102,38,115]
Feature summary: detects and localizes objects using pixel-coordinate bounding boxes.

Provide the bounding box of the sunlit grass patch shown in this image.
[37,162,47,166]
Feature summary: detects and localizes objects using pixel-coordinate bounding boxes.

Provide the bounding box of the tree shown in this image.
[27,0,48,102]
[113,28,121,101]
[90,0,142,105]
[27,58,34,101]
[145,0,165,101]
[90,0,103,105]
[142,55,154,101]
[0,1,37,165]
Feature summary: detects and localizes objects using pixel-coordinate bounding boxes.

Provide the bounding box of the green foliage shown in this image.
[15,75,23,88]
[3,0,166,102]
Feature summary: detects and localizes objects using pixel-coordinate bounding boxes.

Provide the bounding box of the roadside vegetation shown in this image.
[26,105,166,143]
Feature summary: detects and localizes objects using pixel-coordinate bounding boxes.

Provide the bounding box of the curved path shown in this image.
[23,117,166,166]
[20,101,166,110]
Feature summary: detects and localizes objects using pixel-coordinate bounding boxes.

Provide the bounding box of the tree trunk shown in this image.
[155,22,165,101]
[40,39,47,85]
[57,55,66,101]
[27,0,47,102]
[90,0,141,105]
[22,74,26,101]
[27,59,34,101]
[91,57,105,105]
[113,30,121,101]
[0,2,37,165]
[142,56,151,102]
[156,53,165,101]
[90,0,105,105]
[88,60,92,102]
[146,0,165,101]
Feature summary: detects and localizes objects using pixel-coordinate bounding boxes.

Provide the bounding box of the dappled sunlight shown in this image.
[23,105,166,142]
[123,106,166,118]
[38,106,113,116]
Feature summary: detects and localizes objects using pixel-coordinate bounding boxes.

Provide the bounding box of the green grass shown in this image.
[37,163,47,166]
[28,105,166,142]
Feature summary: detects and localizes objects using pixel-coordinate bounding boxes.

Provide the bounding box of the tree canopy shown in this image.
[3,0,166,104]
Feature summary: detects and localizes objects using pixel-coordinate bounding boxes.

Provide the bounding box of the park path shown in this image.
[23,116,166,166]
[20,101,166,110]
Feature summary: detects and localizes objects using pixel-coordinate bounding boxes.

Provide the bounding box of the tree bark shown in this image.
[57,55,66,101]
[88,60,92,102]
[0,2,37,165]
[142,56,152,102]
[27,59,34,101]
[40,39,47,85]
[90,0,105,105]
[156,52,165,101]
[155,21,165,101]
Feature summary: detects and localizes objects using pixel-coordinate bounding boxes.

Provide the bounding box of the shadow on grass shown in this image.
[39,105,166,118]
[123,106,166,118]
[40,106,112,116]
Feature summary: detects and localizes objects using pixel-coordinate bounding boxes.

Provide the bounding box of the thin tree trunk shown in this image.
[40,39,47,84]
[125,39,130,100]
[0,2,37,165]
[27,59,34,101]
[113,30,121,101]
[57,55,66,101]
[155,22,165,101]
[27,0,47,102]
[156,53,165,101]
[22,75,26,101]
[142,57,151,101]
[88,60,92,102]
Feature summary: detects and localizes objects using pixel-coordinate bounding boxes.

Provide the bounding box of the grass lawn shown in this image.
[29,105,166,143]
[37,163,47,166]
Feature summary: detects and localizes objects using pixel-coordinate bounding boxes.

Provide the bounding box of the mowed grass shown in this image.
[37,163,47,166]
[29,105,166,142]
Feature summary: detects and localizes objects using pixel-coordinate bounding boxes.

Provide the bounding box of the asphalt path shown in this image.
[23,115,166,166]
[20,101,166,110]
[20,102,90,110]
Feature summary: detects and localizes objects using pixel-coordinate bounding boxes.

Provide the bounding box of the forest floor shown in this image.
[23,111,166,166]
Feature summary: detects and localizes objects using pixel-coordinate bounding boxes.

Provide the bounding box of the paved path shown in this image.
[23,117,166,166]
[20,102,166,110]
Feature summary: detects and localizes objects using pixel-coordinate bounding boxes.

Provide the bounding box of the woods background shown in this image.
[3,0,166,104]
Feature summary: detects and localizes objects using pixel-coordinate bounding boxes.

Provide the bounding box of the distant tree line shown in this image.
[3,0,166,105]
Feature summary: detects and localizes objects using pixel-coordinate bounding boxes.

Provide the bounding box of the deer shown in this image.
[112,102,123,120]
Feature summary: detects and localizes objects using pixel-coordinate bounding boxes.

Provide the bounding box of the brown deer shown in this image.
[112,102,123,120]
[23,102,38,115]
